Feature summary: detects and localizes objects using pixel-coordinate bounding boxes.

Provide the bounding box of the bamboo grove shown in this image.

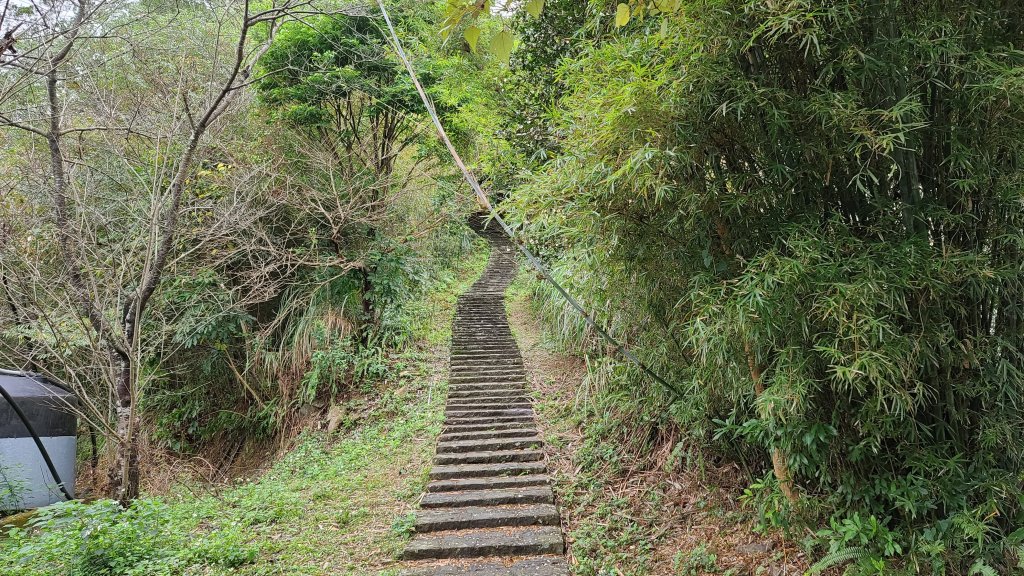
[496,1,1024,572]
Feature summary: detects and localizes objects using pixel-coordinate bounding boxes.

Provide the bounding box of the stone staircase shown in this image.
[399,217,569,576]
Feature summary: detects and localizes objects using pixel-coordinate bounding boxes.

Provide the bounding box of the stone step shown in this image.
[447,389,527,399]
[428,457,548,479]
[399,556,569,576]
[445,401,532,413]
[450,366,525,374]
[421,486,553,509]
[450,374,526,384]
[442,420,535,433]
[450,353,522,360]
[445,397,531,406]
[434,449,544,466]
[414,503,559,532]
[449,363,523,371]
[439,428,538,442]
[436,436,543,454]
[427,474,550,493]
[450,348,519,354]
[448,394,528,404]
[445,408,534,419]
[449,382,526,392]
[444,415,535,427]
[401,526,564,560]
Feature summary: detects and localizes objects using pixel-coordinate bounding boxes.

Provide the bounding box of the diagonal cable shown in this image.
[374,0,683,399]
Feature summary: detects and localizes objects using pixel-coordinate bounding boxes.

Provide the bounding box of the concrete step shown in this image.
[445,398,531,407]
[421,486,553,509]
[444,415,535,427]
[436,436,543,454]
[428,460,544,481]
[434,448,544,466]
[443,420,535,433]
[450,367,525,374]
[401,526,564,560]
[414,503,559,532]
[450,354,522,361]
[445,401,532,413]
[447,389,527,399]
[399,557,569,576]
[450,373,524,381]
[427,474,550,492]
[444,405,532,414]
[448,381,528,389]
[439,428,539,442]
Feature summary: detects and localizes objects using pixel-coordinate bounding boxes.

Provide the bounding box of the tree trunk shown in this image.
[359,267,374,345]
[109,355,139,505]
[745,340,798,503]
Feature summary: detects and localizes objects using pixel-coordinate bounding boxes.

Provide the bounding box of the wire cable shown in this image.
[374,1,684,399]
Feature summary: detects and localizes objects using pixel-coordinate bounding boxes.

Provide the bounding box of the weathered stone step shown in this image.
[421,486,553,509]
[445,399,532,409]
[443,420,534,433]
[450,352,521,359]
[401,526,564,560]
[414,503,559,532]
[450,366,525,374]
[445,405,532,416]
[444,415,535,427]
[436,436,543,454]
[440,428,538,442]
[399,556,569,576]
[445,394,531,403]
[434,448,544,466]
[427,473,550,492]
[451,347,519,354]
[452,362,524,373]
[445,401,532,412]
[450,374,526,384]
[449,374,526,383]
[447,389,527,399]
[449,363,523,372]
[445,408,533,419]
[448,385,526,395]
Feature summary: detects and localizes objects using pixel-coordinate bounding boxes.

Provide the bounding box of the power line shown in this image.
[374,0,683,399]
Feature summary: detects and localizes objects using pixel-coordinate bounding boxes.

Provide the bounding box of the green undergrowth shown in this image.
[0,235,490,576]
[2,355,442,576]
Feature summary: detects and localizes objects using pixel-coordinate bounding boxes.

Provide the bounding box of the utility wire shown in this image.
[374,1,683,399]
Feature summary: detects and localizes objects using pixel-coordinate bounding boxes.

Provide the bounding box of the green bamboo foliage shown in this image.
[503,0,1024,570]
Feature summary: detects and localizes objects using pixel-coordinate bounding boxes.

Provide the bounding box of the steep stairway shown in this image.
[399,217,569,576]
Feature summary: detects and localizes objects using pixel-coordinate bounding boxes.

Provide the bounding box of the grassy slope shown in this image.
[0,237,489,576]
[506,269,812,576]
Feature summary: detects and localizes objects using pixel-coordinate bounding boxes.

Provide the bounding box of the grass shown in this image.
[0,231,491,576]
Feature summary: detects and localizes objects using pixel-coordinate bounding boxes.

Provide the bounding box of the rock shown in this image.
[736,541,774,555]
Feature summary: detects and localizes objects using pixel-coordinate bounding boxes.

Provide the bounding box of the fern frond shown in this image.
[807,547,867,575]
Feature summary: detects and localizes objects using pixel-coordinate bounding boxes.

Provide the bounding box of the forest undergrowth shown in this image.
[0,236,489,576]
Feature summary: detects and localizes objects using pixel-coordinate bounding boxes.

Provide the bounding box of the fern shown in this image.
[968,560,999,576]
[807,547,868,575]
